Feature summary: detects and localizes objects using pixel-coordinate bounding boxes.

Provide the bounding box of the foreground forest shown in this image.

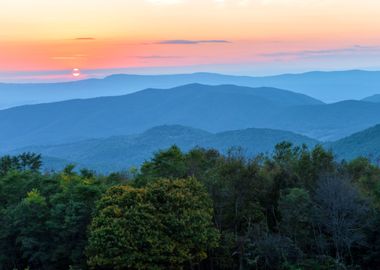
[1,143,380,270]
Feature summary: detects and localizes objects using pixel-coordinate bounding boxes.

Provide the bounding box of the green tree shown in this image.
[87,178,219,270]
[279,188,313,251]
[47,171,105,269]
[0,153,41,176]
[138,145,187,183]
[11,189,51,269]
[0,160,106,270]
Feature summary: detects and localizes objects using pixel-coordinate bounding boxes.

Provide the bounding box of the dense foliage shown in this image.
[1,143,380,269]
[86,178,218,270]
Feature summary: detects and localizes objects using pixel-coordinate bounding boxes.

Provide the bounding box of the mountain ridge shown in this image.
[0,84,324,151]
[329,124,380,161]
[9,124,319,173]
[362,94,380,103]
[2,70,380,109]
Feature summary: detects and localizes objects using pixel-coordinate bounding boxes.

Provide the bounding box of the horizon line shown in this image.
[1,68,379,84]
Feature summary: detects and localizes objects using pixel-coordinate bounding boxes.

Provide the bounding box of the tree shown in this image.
[0,164,106,270]
[18,153,42,171]
[10,189,51,269]
[0,153,41,176]
[87,178,219,270]
[47,171,105,269]
[346,157,380,208]
[87,185,160,270]
[0,155,17,176]
[0,170,51,270]
[2,144,380,270]
[138,145,187,183]
[279,188,313,251]
[185,147,221,179]
[313,175,369,263]
[245,234,302,269]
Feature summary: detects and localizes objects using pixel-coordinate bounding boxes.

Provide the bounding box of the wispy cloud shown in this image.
[74,37,96,41]
[137,55,184,59]
[51,54,86,61]
[145,0,185,4]
[261,45,380,58]
[157,39,230,45]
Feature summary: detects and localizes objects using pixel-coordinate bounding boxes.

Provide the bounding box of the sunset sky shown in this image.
[1,0,380,82]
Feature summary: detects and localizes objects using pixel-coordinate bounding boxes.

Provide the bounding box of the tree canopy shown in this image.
[1,144,380,269]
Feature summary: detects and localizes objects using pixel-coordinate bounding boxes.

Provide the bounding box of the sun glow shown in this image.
[1,0,380,82]
[72,68,81,77]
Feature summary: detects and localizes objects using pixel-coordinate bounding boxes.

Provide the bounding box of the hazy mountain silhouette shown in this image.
[0,84,325,151]
[10,125,318,173]
[329,124,380,162]
[2,84,380,151]
[2,70,380,108]
[271,100,380,141]
[362,94,380,103]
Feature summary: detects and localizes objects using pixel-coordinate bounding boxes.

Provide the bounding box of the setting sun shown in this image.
[72,68,81,77]
[1,0,380,82]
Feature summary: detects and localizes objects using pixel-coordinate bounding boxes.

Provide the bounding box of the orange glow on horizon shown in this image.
[1,0,380,79]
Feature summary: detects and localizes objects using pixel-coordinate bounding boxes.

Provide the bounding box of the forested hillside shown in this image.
[0,84,323,150]
[330,124,380,161]
[10,125,318,172]
[1,144,380,269]
[3,84,380,152]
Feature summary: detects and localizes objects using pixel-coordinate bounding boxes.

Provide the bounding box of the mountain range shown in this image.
[2,70,380,109]
[9,125,319,173]
[3,83,380,153]
[0,84,325,151]
[2,77,380,172]
[9,123,380,173]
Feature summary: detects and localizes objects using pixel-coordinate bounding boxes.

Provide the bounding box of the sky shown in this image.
[1,0,380,82]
